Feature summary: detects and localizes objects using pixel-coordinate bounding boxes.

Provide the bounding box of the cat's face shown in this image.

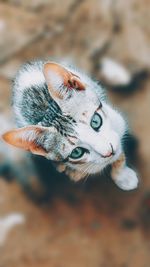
[51,92,125,180]
[3,62,126,180]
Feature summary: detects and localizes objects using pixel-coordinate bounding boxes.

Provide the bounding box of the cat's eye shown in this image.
[91,112,103,131]
[69,147,86,160]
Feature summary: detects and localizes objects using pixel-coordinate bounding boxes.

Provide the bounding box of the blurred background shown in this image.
[0,0,150,266]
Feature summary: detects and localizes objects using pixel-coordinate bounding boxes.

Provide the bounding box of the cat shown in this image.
[2,60,138,191]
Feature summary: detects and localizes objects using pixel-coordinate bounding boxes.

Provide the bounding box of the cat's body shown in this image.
[3,60,138,191]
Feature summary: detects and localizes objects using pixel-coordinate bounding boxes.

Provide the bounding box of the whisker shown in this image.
[78,162,94,182]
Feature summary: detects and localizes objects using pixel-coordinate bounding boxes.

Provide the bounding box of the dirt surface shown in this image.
[0,1,150,266]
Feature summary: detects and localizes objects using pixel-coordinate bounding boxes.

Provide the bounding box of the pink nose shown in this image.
[101,143,115,158]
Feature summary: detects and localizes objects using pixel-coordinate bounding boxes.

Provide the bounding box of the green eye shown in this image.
[70,147,85,160]
[91,112,102,131]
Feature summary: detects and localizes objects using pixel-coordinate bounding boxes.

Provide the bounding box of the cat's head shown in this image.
[3,62,126,180]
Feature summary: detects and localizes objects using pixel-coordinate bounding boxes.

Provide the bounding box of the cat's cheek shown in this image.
[113,113,126,138]
[103,103,126,137]
[56,163,66,173]
[65,168,85,182]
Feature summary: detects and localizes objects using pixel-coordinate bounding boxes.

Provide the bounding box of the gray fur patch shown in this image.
[21,82,76,136]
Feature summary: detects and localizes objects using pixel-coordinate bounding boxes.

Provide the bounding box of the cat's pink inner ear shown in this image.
[2,126,47,156]
[43,62,85,98]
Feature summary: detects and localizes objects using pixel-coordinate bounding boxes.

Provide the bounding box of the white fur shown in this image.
[46,70,63,90]
[16,66,45,93]
[14,106,28,126]
[21,129,38,142]
[100,58,131,86]
[113,166,139,191]
[103,103,126,138]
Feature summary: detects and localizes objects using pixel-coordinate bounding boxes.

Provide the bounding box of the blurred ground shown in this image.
[0,1,150,267]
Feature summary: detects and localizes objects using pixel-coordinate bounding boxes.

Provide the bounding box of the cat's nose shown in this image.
[101,143,115,158]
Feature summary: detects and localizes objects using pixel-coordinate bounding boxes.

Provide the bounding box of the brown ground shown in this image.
[0,1,150,267]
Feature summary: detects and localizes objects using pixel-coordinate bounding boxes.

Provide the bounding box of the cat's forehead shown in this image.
[62,87,100,119]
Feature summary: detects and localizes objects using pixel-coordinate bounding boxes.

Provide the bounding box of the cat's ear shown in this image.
[43,62,85,102]
[2,125,52,156]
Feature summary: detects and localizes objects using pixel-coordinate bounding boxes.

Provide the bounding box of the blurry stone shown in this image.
[106,24,150,75]
[41,0,77,23]
[0,0,113,76]
[99,57,131,87]
[0,3,44,63]
[58,0,113,71]
[2,0,150,85]
[35,0,113,72]
[99,0,150,83]
[113,0,150,31]
[7,0,77,29]
[6,0,50,10]
[8,0,77,29]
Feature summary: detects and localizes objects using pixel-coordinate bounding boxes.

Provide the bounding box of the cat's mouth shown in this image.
[100,143,122,163]
[100,143,115,158]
